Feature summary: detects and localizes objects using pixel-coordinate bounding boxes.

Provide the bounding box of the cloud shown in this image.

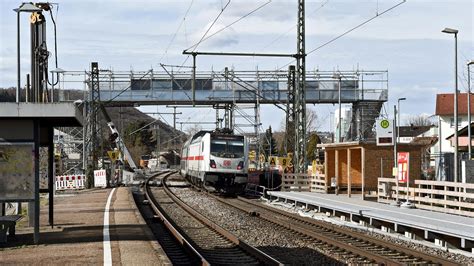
[1,0,472,132]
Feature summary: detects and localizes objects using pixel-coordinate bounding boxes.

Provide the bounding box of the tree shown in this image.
[279,107,319,154]
[122,121,157,163]
[306,132,321,162]
[261,126,278,159]
[405,115,434,127]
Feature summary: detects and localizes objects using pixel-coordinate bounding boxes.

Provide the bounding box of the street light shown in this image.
[50,68,66,102]
[442,27,459,183]
[397,97,406,143]
[468,60,474,159]
[14,3,43,103]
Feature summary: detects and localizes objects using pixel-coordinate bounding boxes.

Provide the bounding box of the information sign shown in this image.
[0,143,35,201]
[376,119,394,146]
[397,152,409,183]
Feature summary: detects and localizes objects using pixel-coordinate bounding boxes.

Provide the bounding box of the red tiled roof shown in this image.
[435,93,474,116]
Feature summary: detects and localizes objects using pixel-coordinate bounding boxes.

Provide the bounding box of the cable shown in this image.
[177,0,231,72]
[46,3,60,86]
[277,0,406,71]
[259,0,329,52]
[184,0,272,52]
[306,0,406,55]
[187,0,231,52]
[158,0,195,63]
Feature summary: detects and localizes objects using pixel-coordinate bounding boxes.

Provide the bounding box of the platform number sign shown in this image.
[107,150,120,163]
[269,156,276,167]
[376,119,394,146]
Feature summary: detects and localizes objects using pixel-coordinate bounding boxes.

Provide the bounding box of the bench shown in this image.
[0,215,22,243]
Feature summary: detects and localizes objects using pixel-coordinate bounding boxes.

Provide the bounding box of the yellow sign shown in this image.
[269,156,277,166]
[108,151,120,162]
[392,167,398,177]
[249,150,256,160]
[279,157,289,167]
[259,154,266,163]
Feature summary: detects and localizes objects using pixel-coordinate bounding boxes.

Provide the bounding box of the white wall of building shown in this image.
[437,114,469,154]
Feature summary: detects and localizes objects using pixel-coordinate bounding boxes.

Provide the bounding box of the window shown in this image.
[450,118,463,128]
[210,139,244,158]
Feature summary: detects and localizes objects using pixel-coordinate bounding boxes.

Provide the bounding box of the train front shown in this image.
[205,133,248,194]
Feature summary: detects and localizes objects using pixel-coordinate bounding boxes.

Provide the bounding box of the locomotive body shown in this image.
[180,131,248,193]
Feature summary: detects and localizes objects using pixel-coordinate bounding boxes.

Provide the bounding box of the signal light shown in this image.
[237,161,243,170]
[210,160,217,168]
[109,132,118,142]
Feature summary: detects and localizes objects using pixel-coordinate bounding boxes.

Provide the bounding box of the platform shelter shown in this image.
[318,141,426,198]
[0,102,83,244]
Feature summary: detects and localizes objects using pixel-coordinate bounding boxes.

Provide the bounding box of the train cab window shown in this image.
[211,140,226,156]
[228,141,244,158]
[210,139,244,158]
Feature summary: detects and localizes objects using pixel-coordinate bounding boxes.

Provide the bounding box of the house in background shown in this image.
[434,93,474,181]
[398,125,433,143]
[435,93,474,154]
[446,123,474,152]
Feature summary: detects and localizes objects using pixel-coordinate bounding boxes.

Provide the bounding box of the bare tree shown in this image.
[278,107,320,154]
[279,107,319,132]
[405,114,434,126]
[306,108,319,132]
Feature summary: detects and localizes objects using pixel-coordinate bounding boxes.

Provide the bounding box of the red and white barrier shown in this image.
[55,174,86,190]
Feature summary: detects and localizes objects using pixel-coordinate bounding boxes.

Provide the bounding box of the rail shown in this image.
[234,197,458,266]
[377,178,474,217]
[144,172,210,265]
[157,172,283,265]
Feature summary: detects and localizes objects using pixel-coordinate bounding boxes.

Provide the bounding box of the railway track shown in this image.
[144,171,282,265]
[206,194,459,266]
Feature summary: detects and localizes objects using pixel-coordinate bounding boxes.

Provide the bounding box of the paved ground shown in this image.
[0,187,170,265]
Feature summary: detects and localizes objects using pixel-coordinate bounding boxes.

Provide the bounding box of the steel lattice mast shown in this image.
[294,0,307,172]
[86,62,101,186]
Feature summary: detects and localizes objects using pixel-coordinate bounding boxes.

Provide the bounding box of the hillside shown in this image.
[0,88,188,163]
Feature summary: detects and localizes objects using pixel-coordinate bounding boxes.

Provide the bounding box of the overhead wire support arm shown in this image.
[183,50,297,58]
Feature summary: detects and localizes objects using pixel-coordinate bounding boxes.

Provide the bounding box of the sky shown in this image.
[0,0,473,133]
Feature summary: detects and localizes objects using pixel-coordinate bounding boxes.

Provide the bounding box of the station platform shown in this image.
[267,191,474,251]
[0,187,170,265]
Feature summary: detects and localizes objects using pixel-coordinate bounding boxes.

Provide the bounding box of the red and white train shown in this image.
[180,130,248,193]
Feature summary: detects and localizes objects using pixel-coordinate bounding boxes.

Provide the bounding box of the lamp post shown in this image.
[442,27,459,182]
[14,3,43,103]
[397,97,406,143]
[50,68,66,102]
[394,105,399,203]
[468,60,474,159]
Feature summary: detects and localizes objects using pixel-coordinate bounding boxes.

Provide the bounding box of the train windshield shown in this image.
[211,139,244,158]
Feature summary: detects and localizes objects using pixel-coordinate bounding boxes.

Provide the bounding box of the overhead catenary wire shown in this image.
[306,0,406,55]
[158,0,195,63]
[259,0,329,52]
[177,0,231,71]
[276,0,407,71]
[184,0,272,52]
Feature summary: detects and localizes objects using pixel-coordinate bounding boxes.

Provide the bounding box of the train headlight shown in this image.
[210,159,217,168]
[237,161,244,170]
